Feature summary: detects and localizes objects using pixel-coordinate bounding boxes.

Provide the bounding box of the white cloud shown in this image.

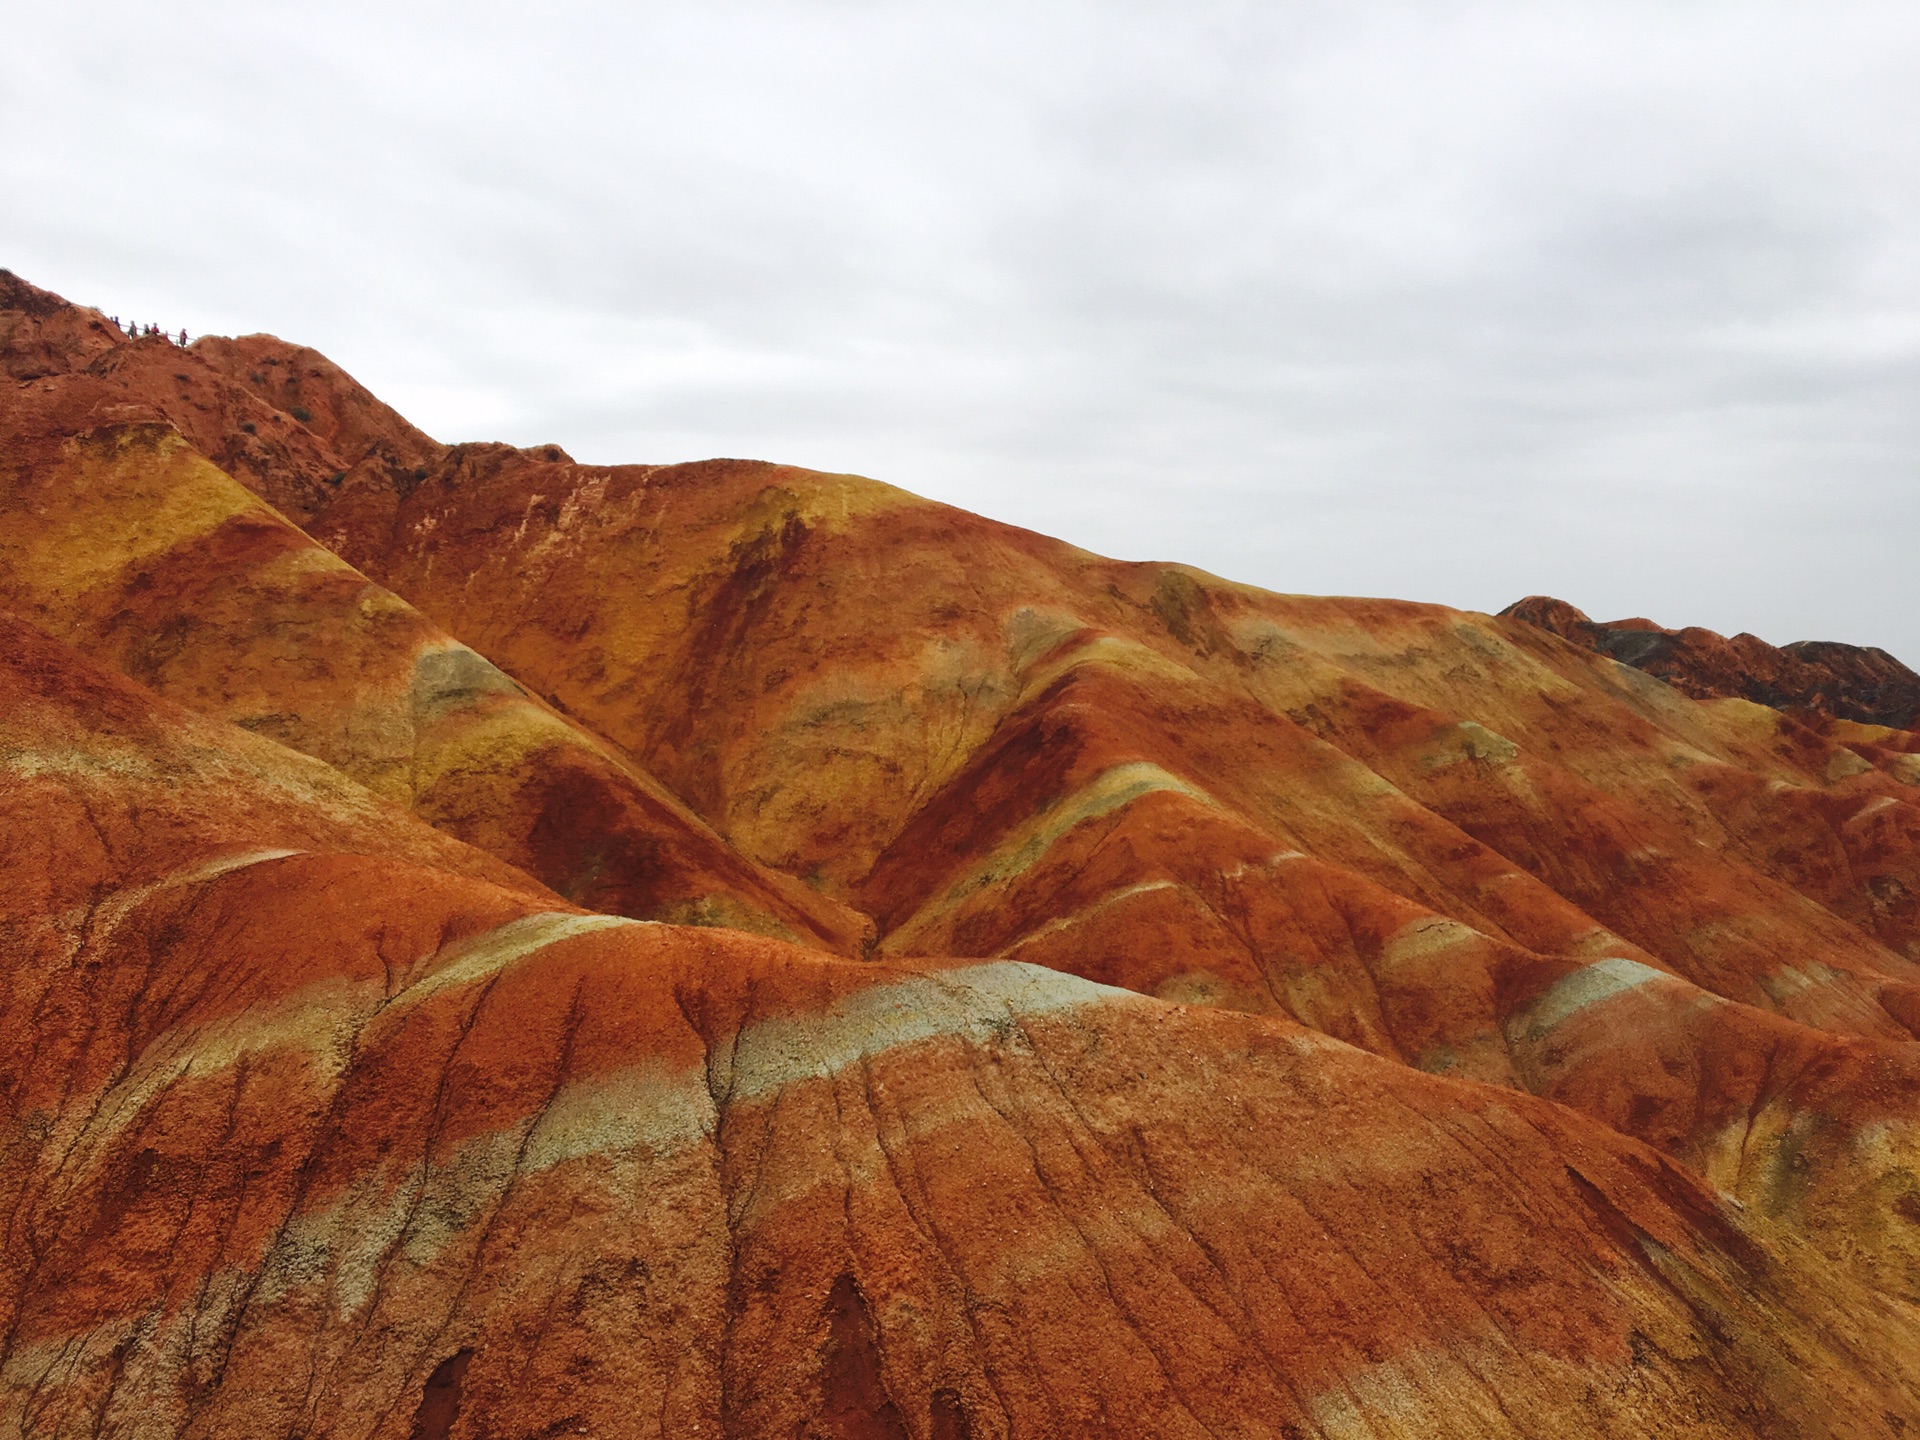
[5,0,1918,655]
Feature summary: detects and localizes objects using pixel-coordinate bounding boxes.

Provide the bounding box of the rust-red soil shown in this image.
[7,269,1920,1437]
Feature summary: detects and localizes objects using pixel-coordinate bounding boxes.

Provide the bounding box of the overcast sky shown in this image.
[6,1,1918,657]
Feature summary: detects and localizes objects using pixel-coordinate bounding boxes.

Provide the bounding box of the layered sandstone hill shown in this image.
[0,279,862,951]
[7,269,1920,1438]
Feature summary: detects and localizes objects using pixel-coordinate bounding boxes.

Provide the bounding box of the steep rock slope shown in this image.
[302,451,1920,984]
[270,446,1920,1303]
[0,270,443,528]
[6,620,1920,1439]
[0,279,863,950]
[9,269,1920,1435]
[42,266,1912,1304]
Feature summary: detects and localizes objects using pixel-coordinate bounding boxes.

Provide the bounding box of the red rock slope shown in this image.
[7,270,1920,1437]
[8,617,1920,1439]
[0,283,863,952]
[285,443,1920,1313]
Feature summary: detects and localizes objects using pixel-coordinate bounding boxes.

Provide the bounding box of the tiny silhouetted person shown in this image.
[179,328,187,345]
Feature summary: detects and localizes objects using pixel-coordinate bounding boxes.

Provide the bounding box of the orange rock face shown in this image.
[0,307,862,953]
[7,269,1920,1437]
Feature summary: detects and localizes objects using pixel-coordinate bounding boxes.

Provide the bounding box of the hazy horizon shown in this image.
[7,1,1918,658]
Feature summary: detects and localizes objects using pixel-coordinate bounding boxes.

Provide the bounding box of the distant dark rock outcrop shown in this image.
[1503,594,1920,730]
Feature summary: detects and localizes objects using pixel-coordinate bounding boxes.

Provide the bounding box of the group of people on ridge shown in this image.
[108,315,187,345]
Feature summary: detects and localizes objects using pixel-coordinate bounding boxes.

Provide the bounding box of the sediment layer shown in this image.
[6,270,1920,1437]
